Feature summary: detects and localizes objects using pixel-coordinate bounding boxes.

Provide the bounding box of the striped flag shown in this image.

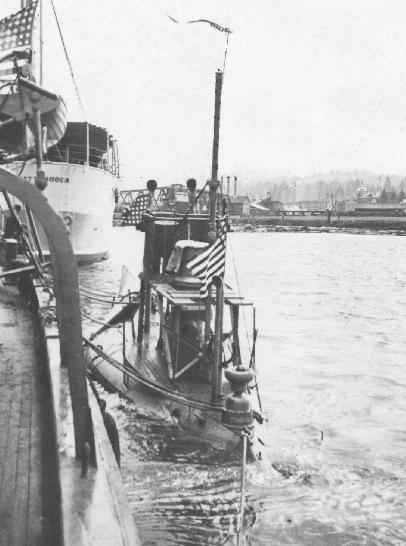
[41,93,68,149]
[186,216,227,298]
[122,193,149,226]
[0,2,39,81]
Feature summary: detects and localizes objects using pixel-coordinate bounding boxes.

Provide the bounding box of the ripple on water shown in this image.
[82,231,406,545]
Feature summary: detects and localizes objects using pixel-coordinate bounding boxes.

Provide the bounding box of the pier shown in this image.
[0,284,59,545]
[0,167,140,545]
[0,280,141,545]
[231,212,406,231]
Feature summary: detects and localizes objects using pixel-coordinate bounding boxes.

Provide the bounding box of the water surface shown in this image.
[81,230,406,545]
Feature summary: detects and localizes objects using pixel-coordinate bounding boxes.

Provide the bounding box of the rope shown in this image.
[81,308,121,328]
[222,32,230,73]
[79,283,118,298]
[79,283,117,296]
[228,235,251,355]
[17,159,27,177]
[49,0,86,118]
[83,337,225,413]
[80,291,116,305]
[41,283,122,328]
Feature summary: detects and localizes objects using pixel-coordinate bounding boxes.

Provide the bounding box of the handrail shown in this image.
[46,142,119,175]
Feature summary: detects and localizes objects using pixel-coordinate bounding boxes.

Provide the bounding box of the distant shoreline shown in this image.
[231,215,406,235]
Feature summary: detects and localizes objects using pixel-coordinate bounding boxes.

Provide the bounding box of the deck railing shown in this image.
[46,143,119,176]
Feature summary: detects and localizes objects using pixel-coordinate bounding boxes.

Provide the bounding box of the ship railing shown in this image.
[114,185,213,227]
[279,210,326,217]
[46,143,119,175]
[117,186,209,208]
[118,187,169,206]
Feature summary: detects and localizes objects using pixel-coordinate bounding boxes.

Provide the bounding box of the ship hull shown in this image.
[84,319,264,462]
[87,353,251,457]
[7,160,115,264]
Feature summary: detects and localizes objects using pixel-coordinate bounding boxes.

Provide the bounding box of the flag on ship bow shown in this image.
[186,216,228,298]
[0,1,39,81]
[122,193,149,226]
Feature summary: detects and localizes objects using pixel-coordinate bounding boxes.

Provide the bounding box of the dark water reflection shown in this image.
[81,230,406,545]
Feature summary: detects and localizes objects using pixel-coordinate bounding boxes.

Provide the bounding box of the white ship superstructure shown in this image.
[0,2,121,265]
[8,122,120,263]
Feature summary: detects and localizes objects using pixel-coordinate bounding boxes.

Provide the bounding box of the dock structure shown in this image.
[0,284,59,545]
[0,167,140,545]
[0,279,141,546]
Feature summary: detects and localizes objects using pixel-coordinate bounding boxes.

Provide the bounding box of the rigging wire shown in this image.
[17,159,27,177]
[228,234,252,356]
[84,337,224,413]
[222,31,230,74]
[79,283,117,298]
[80,288,116,301]
[48,0,86,119]
[80,292,115,305]
[81,308,120,328]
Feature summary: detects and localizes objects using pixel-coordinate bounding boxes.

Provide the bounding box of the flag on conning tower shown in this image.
[0,1,39,80]
[186,216,227,298]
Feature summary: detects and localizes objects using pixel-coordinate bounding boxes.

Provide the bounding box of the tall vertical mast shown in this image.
[39,0,43,85]
[208,69,225,403]
[209,70,223,239]
[211,70,223,184]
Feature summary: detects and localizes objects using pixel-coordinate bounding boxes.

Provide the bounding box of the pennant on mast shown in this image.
[167,15,232,34]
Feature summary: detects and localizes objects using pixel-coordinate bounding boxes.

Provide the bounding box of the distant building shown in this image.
[250,202,271,216]
[228,196,250,216]
[258,196,283,212]
[354,184,376,203]
[290,200,328,211]
[344,201,406,214]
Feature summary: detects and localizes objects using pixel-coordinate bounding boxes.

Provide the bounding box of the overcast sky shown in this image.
[3,0,406,186]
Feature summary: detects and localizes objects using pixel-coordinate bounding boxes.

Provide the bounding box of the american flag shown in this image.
[0,1,39,80]
[122,193,149,226]
[186,216,227,298]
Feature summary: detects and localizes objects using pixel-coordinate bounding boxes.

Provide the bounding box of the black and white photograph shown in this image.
[0,1,405,545]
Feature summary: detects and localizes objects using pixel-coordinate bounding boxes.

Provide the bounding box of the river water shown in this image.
[80,229,406,546]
